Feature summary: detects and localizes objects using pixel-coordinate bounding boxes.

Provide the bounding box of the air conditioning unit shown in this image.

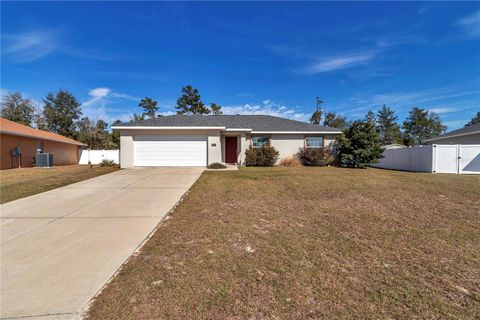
[36,153,54,167]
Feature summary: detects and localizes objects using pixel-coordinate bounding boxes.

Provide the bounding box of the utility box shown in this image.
[36,153,54,167]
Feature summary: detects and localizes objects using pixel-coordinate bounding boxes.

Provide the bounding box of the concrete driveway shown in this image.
[0,167,204,320]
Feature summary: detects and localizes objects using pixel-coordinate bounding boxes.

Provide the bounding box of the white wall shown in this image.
[79,150,119,164]
[372,144,480,174]
[270,134,304,161]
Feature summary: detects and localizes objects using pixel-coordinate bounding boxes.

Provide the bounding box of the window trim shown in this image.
[305,136,324,149]
[251,136,270,148]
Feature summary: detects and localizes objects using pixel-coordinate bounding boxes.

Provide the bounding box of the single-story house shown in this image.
[424,123,480,145]
[0,118,86,170]
[112,115,342,168]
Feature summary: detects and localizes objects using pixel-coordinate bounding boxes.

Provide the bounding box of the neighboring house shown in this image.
[424,123,480,145]
[112,115,342,168]
[0,118,86,170]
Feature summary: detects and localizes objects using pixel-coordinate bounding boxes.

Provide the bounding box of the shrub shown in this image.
[297,147,335,166]
[279,156,302,167]
[337,120,384,168]
[245,146,279,167]
[99,159,117,167]
[207,162,227,169]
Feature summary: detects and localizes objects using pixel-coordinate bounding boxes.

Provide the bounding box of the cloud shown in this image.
[298,53,374,74]
[1,30,58,62]
[427,107,459,114]
[457,10,480,38]
[222,100,309,122]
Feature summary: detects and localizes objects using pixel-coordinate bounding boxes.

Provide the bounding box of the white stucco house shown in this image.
[112,115,342,168]
[424,123,480,145]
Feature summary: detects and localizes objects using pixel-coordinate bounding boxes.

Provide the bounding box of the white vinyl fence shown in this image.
[371,144,480,174]
[79,149,119,165]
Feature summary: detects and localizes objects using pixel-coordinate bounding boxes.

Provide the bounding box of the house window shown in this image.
[306,136,323,148]
[252,136,270,148]
[36,142,44,153]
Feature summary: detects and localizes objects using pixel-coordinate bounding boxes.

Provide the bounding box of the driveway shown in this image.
[0,167,204,320]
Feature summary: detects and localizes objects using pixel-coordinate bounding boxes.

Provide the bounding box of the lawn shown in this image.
[0,165,120,204]
[87,167,480,319]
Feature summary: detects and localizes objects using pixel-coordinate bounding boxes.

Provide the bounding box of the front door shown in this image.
[225,137,238,164]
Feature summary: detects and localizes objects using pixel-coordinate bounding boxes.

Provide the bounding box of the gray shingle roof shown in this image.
[425,122,480,141]
[117,115,342,132]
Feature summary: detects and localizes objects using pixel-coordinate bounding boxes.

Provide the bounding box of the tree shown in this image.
[176,85,210,114]
[0,92,34,126]
[33,108,48,130]
[139,97,158,119]
[310,97,323,125]
[364,110,376,124]
[111,119,122,148]
[43,90,82,139]
[402,107,446,145]
[465,112,480,126]
[337,120,384,168]
[77,117,114,149]
[210,103,223,115]
[323,112,348,129]
[130,113,145,121]
[376,105,401,145]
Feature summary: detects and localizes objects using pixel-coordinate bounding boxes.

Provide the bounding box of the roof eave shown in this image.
[424,130,480,142]
[0,130,86,146]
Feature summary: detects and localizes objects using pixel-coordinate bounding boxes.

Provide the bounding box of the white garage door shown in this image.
[134,135,207,167]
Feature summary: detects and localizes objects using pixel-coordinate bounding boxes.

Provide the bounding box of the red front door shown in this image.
[225,137,238,164]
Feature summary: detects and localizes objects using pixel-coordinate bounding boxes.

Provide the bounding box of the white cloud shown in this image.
[427,107,458,114]
[298,53,374,74]
[457,10,480,38]
[222,100,309,122]
[1,30,58,62]
[89,87,111,98]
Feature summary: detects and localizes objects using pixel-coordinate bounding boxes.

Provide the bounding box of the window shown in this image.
[306,136,323,148]
[36,142,44,153]
[252,136,270,148]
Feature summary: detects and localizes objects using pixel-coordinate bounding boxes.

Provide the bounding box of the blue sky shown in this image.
[1,2,479,130]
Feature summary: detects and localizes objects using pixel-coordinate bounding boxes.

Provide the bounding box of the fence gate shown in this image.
[433,145,458,174]
[458,145,480,174]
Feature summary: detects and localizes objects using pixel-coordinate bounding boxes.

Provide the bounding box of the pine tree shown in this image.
[310,97,323,125]
[139,97,158,119]
[402,107,446,145]
[364,110,376,124]
[176,85,210,114]
[210,103,223,115]
[0,92,34,126]
[337,120,384,168]
[323,112,348,129]
[43,90,82,139]
[465,112,480,126]
[376,105,401,145]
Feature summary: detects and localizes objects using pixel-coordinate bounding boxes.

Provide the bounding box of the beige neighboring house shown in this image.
[424,123,480,145]
[112,114,342,168]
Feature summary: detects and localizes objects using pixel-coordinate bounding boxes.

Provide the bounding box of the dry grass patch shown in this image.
[278,156,302,167]
[87,167,480,319]
[0,165,119,203]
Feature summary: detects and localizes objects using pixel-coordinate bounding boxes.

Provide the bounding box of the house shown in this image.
[424,123,480,145]
[112,115,342,168]
[0,118,86,170]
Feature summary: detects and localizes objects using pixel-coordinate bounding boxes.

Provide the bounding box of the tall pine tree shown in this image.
[0,92,34,126]
[43,90,82,139]
[139,97,158,119]
[402,107,446,145]
[176,85,210,114]
[376,105,401,145]
[310,97,323,125]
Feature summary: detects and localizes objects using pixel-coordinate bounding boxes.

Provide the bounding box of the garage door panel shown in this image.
[134,135,207,167]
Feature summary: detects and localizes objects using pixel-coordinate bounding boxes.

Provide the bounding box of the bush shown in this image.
[207,162,227,169]
[245,146,279,167]
[337,120,384,168]
[99,159,117,167]
[297,147,335,166]
[279,156,302,167]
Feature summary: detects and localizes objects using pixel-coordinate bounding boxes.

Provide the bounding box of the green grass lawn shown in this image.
[87,167,480,319]
[0,165,120,204]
